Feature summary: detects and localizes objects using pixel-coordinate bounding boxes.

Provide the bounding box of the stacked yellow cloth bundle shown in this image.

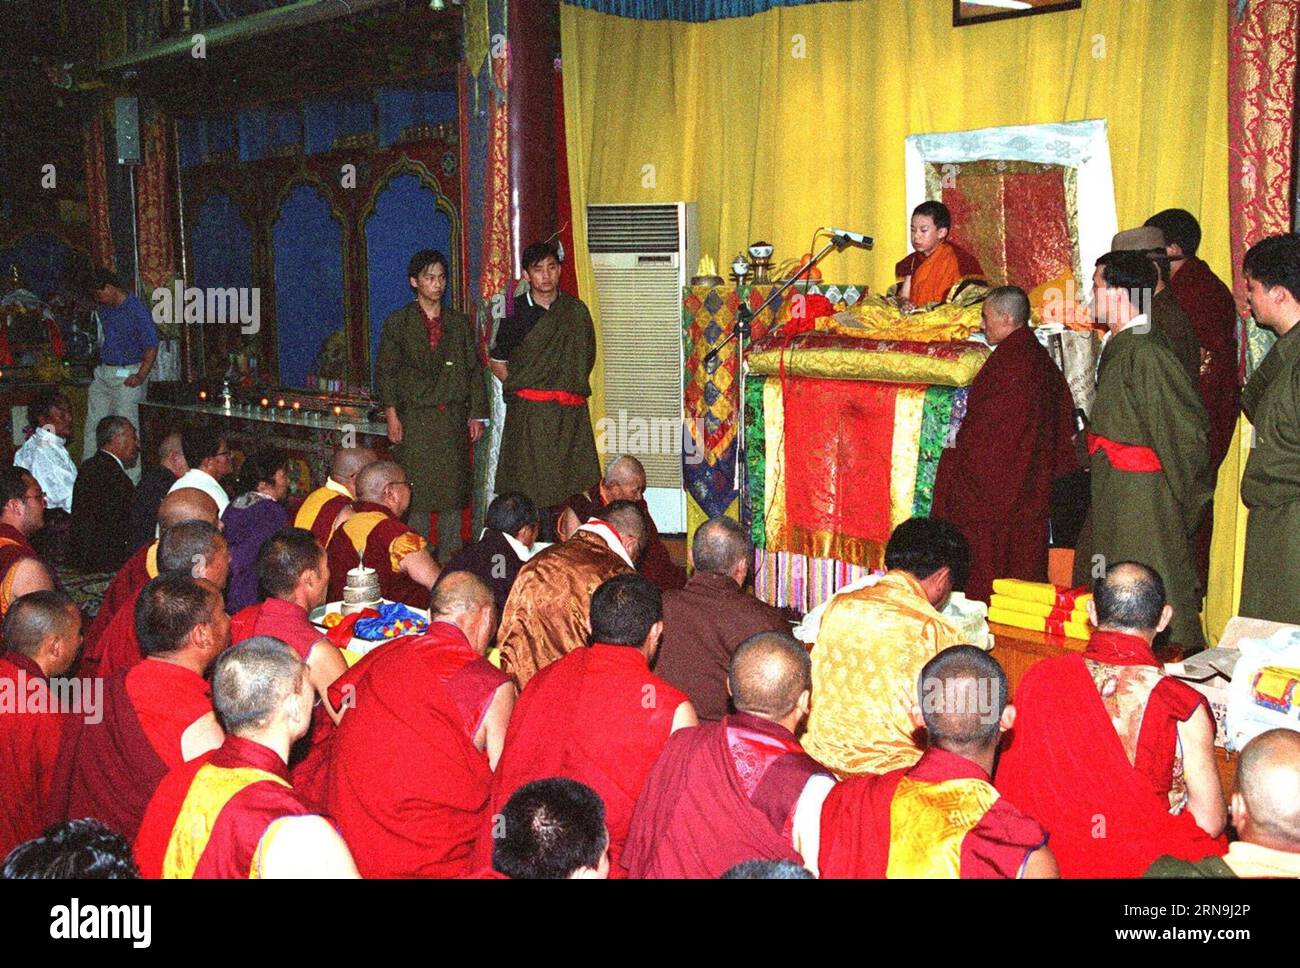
[988,579,1092,640]
[988,594,1090,626]
[827,293,984,343]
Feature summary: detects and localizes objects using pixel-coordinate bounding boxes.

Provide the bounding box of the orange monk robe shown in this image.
[0,651,66,858]
[479,644,687,877]
[497,521,634,689]
[896,241,984,305]
[78,541,157,677]
[803,571,966,776]
[293,481,352,547]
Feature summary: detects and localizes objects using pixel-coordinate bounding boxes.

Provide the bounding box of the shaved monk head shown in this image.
[601,500,646,558]
[984,286,1030,327]
[604,455,646,494]
[1236,729,1300,849]
[158,487,220,531]
[691,516,750,578]
[728,631,811,722]
[431,571,496,654]
[916,645,1008,757]
[211,636,309,735]
[2,590,80,676]
[355,460,405,502]
[330,447,376,491]
[1091,561,1169,637]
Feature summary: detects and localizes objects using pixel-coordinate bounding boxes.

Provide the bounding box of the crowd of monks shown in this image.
[2,214,1300,880]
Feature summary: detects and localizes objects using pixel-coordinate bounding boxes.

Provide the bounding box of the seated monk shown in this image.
[436,492,540,615]
[931,286,1078,603]
[78,487,219,677]
[804,517,971,776]
[325,460,440,608]
[820,646,1057,878]
[1147,729,1300,879]
[655,516,787,722]
[320,573,514,877]
[0,467,56,628]
[557,456,685,591]
[996,561,1227,877]
[895,200,984,308]
[0,592,81,859]
[481,573,697,876]
[293,446,374,547]
[489,778,610,879]
[2,818,139,879]
[624,631,835,878]
[92,521,230,679]
[134,637,359,879]
[53,575,230,842]
[498,500,644,689]
[128,431,188,553]
[230,528,348,724]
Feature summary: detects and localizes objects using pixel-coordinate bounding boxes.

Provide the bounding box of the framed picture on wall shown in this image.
[953,0,1081,27]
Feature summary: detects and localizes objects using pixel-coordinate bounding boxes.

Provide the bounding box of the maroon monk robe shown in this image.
[320,622,509,878]
[623,712,828,878]
[562,485,686,591]
[478,643,688,877]
[325,501,429,608]
[932,325,1078,602]
[0,651,66,857]
[92,587,146,679]
[78,541,154,677]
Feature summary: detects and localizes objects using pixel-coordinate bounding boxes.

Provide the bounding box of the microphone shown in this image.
[826,227,874,249]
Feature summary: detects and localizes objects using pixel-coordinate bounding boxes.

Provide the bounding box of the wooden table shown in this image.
[989,622,1237,797]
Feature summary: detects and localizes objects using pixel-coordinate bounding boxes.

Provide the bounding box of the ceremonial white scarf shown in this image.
[576,519,636,569]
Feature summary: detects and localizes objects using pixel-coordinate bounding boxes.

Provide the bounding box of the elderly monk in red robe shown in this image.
[624,631,834,878]
[895,201,984,308]
[293,446,374,547]
[932,286,1078,602]
[78,487,219,677]
[498,500,645,689]
[556,455,685,591]
[996,562,1227,878]
[52,575,230,841]
[0,467,55,625]
[230,528,347,724]
[820,646,1056,878]
[481,573,697,877]
[0,592,81,858]
[135,637,359,879]
[325,460,440,608]
[320,573,513,878]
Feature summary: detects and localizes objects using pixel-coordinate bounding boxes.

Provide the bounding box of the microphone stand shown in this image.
[702,235,851,509]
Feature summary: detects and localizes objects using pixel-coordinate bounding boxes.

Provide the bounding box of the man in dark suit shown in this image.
[434,492,539,615]
[68,416,138,572]
[128,430,187,551]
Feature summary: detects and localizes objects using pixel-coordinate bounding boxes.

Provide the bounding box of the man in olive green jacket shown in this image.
[376,249,487,562]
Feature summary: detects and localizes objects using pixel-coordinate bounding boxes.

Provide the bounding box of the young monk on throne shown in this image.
[895,201,984,308]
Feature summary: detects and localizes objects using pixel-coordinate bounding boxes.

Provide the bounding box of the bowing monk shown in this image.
[0,467,55,624]
[0,592,81,859]
[1239,235,1300,624]
[490,778,611,879]
[819,645,1055,879]
[895,201,984,308]
[556,455,686,591]
[498,499,644,689]
[1080,251,1212,653]
[230,528,348,723]
[92,521,229,679]
[134,637,359,879]
[932,286,1077,602]
[293,447,374,549]
[488,240,602,510]
[325,460,440,608]
[79,487,219,677]
[624,631,835,878]
[804,517,970,776]
[321,573,514,878]
[996,562,1227,878]
[54,575,231,841]
[483,573,697,877]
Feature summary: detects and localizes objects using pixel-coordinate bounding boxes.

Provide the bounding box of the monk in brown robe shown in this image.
[0,592,80,858]
[932,286,1078,602]
[488,240,601,510]
[292,447,374,547]
[820,646,1056,878]
[625,631,834,878]
[0,467,55,627]
[557,455,685,591]
[498,500,645,689]
[325,460,440,608]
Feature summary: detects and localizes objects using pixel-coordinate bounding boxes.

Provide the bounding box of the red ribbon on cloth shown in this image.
[1087,432,1163,473]
[514,388,588,406]
[1054,585,1090,611]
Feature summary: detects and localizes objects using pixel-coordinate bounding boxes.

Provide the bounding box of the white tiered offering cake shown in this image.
[341,564,381,614]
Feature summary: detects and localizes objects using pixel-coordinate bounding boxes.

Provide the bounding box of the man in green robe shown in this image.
[1240,234,1300,624]
[375,249,487,562]
[1084,251,1212,653]
[488,241,600,511]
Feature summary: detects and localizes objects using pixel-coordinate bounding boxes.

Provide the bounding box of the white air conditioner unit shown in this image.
[587,202,698,534]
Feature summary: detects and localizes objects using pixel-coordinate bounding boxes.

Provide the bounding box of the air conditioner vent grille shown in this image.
[587,205,681,253]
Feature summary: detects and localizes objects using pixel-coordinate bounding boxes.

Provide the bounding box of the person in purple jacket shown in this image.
[220,447,290,613]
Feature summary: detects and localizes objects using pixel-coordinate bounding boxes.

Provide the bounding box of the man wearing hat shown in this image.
[1111,226,1202,387]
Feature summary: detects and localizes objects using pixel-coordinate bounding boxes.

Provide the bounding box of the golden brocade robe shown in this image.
[804,571,965,777]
